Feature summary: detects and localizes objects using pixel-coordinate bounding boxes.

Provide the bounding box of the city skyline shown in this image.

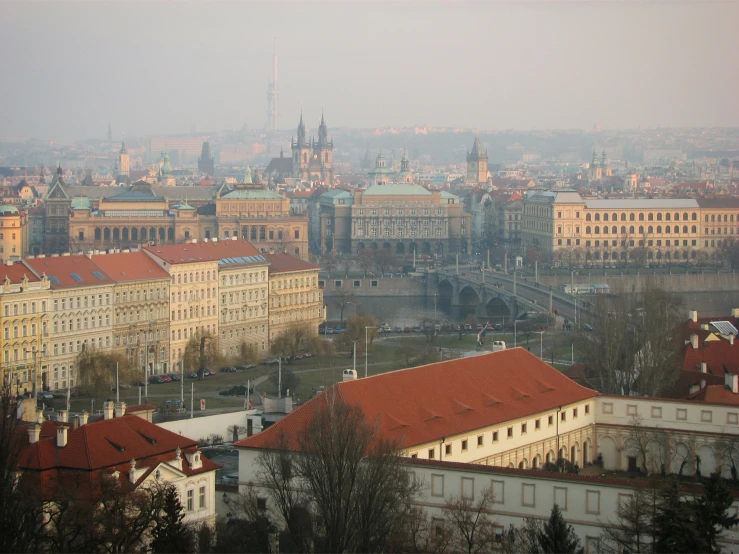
[1,1,738,141]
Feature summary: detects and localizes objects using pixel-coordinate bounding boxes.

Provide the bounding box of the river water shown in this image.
[326,290,739,327]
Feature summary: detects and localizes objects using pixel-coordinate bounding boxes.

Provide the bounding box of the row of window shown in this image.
[171,305,216,321]
[220,272,268,287]
[356,229,441,237]
[602,401,739,425]
[173,270,216,285]
[171,289,217,303]
[582,225,697,235]
[50,336,110,357]
[357,208,445,216]
[270,275,318,291]
[222,306,266,322]
[221,290,267,305]
[52,315,109,333]
[171,324,214,344]
[269,308,323,327]
[582,212,697,222]
[416,405,590,459]
[185,485,207,512]
[116,288,166,303]
[3,322,44,339]
[52,295,109,311]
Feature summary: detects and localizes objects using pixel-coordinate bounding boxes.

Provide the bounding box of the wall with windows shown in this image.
[268,268,324,343]
[219,261,270,358]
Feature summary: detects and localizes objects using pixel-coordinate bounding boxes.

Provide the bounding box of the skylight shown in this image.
[92,271,105,280]
[48,276,60,285]
[70,273,83,283]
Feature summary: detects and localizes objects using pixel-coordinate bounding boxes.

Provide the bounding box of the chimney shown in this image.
[726,374,739,394]
[690,334,699,350]
[79,411,88,425]
[701,361,708,373]
[730,335,735,346]
[71,415,80,430]
[28,424,41,444]
[56,426,68,448]
[57,409,68,423]
[114,401,126,419]
[103,401,114,420]
[701,323,710,331]
[732,308,739,319]
[689,310,698,323]
[700,379,706,389]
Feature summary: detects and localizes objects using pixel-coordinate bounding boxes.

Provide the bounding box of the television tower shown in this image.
[266,38,279,131]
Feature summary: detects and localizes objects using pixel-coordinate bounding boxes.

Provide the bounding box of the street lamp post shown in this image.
[514,320,517,348]
[364,326,376,378]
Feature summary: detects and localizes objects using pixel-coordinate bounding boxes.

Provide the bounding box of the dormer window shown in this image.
[155,470,161,480]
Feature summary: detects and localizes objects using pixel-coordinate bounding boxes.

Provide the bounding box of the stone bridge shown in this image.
[425,267,581,323]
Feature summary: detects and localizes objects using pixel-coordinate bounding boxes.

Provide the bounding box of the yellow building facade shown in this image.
[0,264,50,394]
[266,253,324,345]
[0,205,28,263]
[143,243,220,369]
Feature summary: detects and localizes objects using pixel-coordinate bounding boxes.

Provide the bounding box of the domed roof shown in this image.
[0,205,19,216]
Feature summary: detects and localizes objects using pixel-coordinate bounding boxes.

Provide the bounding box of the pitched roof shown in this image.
[363,184,431,196]
[0,262,41,284]
[264,252,318,274]
[585,198,699,209]
[696,198,739,209]
[687,385,739,406]
[90,252,170,282]
[678,314,739,375]
[235,349,598,451]
[145,238,266,266]
[24,255,114,288]
[19,415,204,471]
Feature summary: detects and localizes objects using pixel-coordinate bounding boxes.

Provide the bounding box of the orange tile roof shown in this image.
[678,315,739,375]
[90,252,170,282]
[0,262,41,283]
[24,255,114,288]
[144,239,263,265]
[235,348,598,451]
[687,385,739,406]
[19,414,210,472]
[264,252,318,274]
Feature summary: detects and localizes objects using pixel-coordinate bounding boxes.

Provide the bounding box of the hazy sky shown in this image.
[1,1,737,140]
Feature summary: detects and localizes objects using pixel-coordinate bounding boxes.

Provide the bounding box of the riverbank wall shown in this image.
[535,272,739,293]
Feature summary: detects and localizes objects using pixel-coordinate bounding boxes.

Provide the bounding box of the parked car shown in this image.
[41,392,54,400]
[160,376,172,383]
[394,327,402,333]
[207,370,216,376]
[413,326,422,333]
[494,323,503,331]
[302,353,313,358]
[404,327,412,333]
[188,372,198,379]
[583,323,594,332]
[326,328,334,334]
[220,366,237,373]
[169,374,181,381]
[149,376,164,384]
[463,323,472,330]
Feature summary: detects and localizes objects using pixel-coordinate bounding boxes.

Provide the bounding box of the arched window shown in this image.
[674,213,679,221]
[603,213,609,222]
[639,226,644,234]
[657,226,662,233]
[621,226,626,234]
[629,226,635,234]
[603,226,609,234]
[648,213,654,221]
[131,227,138,241]
[639,213,644,221]
[113,228,120,241]
[630,213,635,221]
[594,226,600,234]
[674,225,679,234]
[94,228,101,241]
[657,213,662,221]
[122,227,129,241]
[665,226,670,234]
[586,226,591,234]
[648,226,653,234]
[141,227,147,241]
[692,225,697,233]
[683,225,688,233]
[683,213,689,221]
[595,213,600,221]
[586,213,591,221]
[692,213,698,221]
[620,213,626,221]
[666,213,671,221]
[612,226,617,234]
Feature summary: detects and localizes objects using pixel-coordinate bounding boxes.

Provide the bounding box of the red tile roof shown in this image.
[0,262,41,283]
[678,315,739,375]
[19,415,203,472]
[144,239,263,265]
[235,348,598,451]
[664,370,725,400]
[264,252,318,274]
[24,255,114,288]
[90,252,170,282]
[687,385,739,406]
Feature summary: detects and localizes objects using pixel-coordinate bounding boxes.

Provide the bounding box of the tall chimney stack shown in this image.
[56,426,68,448]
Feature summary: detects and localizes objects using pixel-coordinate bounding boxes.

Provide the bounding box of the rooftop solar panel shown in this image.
[710,321,738,336]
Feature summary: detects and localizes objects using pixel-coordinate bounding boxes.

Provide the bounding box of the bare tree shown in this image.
[321,253,337,277]
[443,487,496,554]
[338,254,353,277]
[388,505,453,554]
[714,433,739,481]
[332,288,355,323]
[270,324,333,361]
[333,312,378,353]
[77,350,137,397]
[373,248,399,277]
[293,389,420,553]
[355,248,375,277]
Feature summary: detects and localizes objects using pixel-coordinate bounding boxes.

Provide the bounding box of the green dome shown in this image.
[0,205,19,216]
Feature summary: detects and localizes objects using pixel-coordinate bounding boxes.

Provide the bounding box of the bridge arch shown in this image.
[485,296,511,321]
[458,285,481,319]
